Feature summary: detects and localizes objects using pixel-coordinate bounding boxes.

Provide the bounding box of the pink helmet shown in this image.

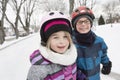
[40,11,71,26]
[40,11,72,46]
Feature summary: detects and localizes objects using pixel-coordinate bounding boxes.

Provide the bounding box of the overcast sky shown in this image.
[96,0,118,4]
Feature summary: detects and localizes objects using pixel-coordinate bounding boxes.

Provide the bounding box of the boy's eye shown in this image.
[77,20,90,25]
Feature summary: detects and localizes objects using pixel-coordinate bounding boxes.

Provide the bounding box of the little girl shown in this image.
[27,11,77,80]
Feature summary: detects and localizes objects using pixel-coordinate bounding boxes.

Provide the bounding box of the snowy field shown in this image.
[0,23,120,80]
[94,23,120,74]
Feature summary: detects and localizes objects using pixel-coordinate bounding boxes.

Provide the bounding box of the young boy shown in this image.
[71,6,112,80]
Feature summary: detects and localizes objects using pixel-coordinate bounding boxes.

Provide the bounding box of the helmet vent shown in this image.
[49,12,54,15]
[59,12,64,15]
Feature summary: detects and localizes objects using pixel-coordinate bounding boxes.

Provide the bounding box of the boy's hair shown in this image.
[46,31,73,50]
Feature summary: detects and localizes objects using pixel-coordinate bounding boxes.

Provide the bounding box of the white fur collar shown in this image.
[39,44,77,66]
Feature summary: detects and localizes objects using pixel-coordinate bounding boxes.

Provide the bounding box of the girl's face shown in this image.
[76,17,91,34]
[48,31,70,54]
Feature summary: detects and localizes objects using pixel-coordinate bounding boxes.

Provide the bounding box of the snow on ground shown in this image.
[0,23,120,80]
[0,33,40,80]
[94,23,120,74]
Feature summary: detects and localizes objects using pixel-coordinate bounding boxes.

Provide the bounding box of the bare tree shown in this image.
[103,1,118,24]
[78,0,96,9]
[37,0,66,12]
[79,0,88,6]
[5,0,26,39]
[19,0,36,34]
[69,0,74,15]
[91,0,96,9]
[0,0,9,44]
[69,0,96,16]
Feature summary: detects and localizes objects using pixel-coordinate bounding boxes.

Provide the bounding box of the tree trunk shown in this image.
[14,27,19,39]
[0,0,8,44]
[0,27,5,44]
[0,16,5,44]
[69,0,74,15]
[0,14,5,44]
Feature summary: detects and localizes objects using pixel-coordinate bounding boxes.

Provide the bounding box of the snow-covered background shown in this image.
[0,23,120,80]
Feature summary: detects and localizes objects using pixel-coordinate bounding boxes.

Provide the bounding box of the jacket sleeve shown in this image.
[101,40,110,65]
[27,65,48,80]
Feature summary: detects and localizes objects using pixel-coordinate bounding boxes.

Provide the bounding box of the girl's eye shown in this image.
[63,36,68,38]
[53,36,58,39]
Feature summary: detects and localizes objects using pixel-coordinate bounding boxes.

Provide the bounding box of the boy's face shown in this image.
[76,17,91,34]
[49,31,70,53]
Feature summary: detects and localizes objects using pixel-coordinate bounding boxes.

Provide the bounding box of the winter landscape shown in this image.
[0,0,120,80]
[0,23,120,80]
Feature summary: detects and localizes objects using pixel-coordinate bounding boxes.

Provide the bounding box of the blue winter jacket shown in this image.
[73,32,110,80]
